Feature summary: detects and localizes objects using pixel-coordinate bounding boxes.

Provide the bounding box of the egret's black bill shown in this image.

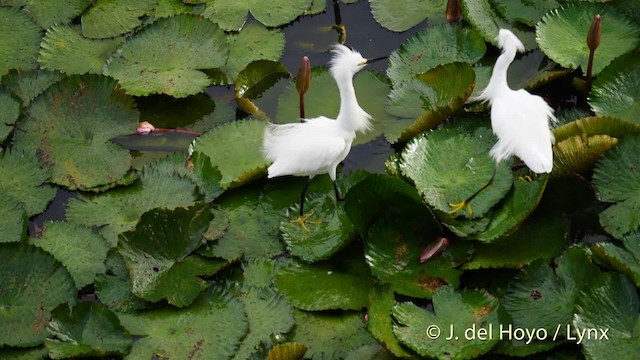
[367,56,387,64]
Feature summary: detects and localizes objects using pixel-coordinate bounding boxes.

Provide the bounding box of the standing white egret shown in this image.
[263,44,385,228]
[449,29,555,216]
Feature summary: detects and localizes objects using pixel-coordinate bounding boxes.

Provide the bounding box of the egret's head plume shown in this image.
[497,29,525,54]
[329,44,367,79]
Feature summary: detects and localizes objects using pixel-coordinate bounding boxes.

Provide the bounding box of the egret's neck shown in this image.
[334,72,371,133]
[482,47,517,100]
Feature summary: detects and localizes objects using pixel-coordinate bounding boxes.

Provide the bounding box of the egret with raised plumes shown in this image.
[262,44,385,228]
[449,29,556,216]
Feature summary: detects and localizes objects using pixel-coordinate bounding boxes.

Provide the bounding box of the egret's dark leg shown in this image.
[333,180,344,201]
[299,177,312,216]
[448,165,497,217]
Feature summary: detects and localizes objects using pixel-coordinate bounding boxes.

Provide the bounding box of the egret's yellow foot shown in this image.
[518,175,533,182]
[290,211,322,232]
[447,201,473,217]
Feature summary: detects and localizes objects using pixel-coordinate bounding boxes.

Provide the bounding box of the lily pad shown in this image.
[574,272,640,359]
[45,302,132,359]
[0,243,76,347]
[0,150,56,216]
[492,0,560,27]
[94,252,150,312]
[267,343,307,360]
[462,0,537,50]
[0,199,26,243]
[224,23,286,82]
[536,3,640,76]
[39,25,124,75]
[0,85,20,142]
[118,203,221,307]
[369,0,445,32]
[117,285,249,360]
[387,23,486,87]
[1,69,62,107]
[0,7,41,76]
[201,0,313,31]
[386,62,476,143]
[0,0,92,29]
[13,75,137,190]
[31,222,109,289]
[367,285,413,358]
[393,286,501,359]
[275,261,370,311]
[593,231,640,288]
[400,120,513,219]
[104,14,229,98]
[593,134,640,239]
[290,309,377,359]
[235,60,291,120]
[192,119,267,189]
[553,115,640,143]
[81,0,155,39]
[553,134,619,177]
[589,54,640,124]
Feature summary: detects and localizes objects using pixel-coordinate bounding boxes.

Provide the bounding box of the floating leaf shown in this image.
[155,0,196,17]
[387,23,486,86]
[369,0,445,32]
[593,231,640,288]
[81,0,155,39]
[224,23,286,81]
[13,75,137,190]
[553,134,619,177]
[235,60,291,119]
[536,3,640,76]
[574,272,640,359]
[192,119,267,189]
[0,7,41,76]
[45,302,131,359]
[267,343,307,360]
[118,286,249,360]
[0,150,56,216]
[0,199,26,243]
[462,0,537,50]
[0,243,76,347]
[0,347,49,360]
[367,285,413,358]
[290,309,377,359]
[593,134,640,239]
[589,54,640,124]
[118,204,222,307]
[0,85,20,142]
[492,0,559,27]
[105,14,229,97]
[1,69,62,106]
[553,115,640,143]
[400,120,513,219]
[275,262,370,311]
[31,222,109,289]
[386,62,476,142]
[201,0,312,31]
[393,286,501,359]
[95,252,150,312]
[39,25,123,75]
[1,0,92,29]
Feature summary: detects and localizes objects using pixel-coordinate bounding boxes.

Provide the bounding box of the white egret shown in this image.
[449,29,555,216]
[262,44,385,228]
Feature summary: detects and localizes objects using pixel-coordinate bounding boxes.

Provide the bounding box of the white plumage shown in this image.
[478,29,556,173]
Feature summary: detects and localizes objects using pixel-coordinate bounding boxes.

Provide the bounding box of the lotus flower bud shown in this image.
[587,14,601,52]
[296,56,311,96]
[446,0,462,24]
[136,121,155,135]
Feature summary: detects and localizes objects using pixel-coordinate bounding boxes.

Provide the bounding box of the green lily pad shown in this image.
[589,54,640,124]
[81,0,155,39]
[290,309,377,359]
[492,0,560,27]
[400,120,513,219]
[224,23,285,82]
[242,258,275,288]
[574,272,640,359]
[192,119,267,189]
[593,231,640,288]
[118,285,249,360]
[45,302,131,359]
[267,343,307,360]
[387,23,486,87]
[393,286,501,359]
[104,14,228,98]
[0,150,56,217]
[553,115,640,143]
[367,285,413,358]
[369,0,445,32]
[593,134,640,239]
[0,7,41,76]
[233,287,295,360]
[201,0,312,31]
[0,199,26,243]
[13,75,137,190]
[235,60,291,120]
[31,222,109,289]
[462,0,537,50]
[536,3,640,76]
[0,243,76,347]
[386,62,476,143]
[39,25,124,75]
[503,247,599,334]
[0,347,49,360]
[0,0,92,29]
[155,0,197,18]
[1,69,62,107]
[0,84,20,142]
[95,252,150,312]
[118,203,222,307]
[275,261,370,311]
[553,134,619,177]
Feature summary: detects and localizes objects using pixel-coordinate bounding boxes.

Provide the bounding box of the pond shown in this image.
[1,0,640,359]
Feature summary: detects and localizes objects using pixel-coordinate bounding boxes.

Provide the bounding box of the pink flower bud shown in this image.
[136,121,156,135]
